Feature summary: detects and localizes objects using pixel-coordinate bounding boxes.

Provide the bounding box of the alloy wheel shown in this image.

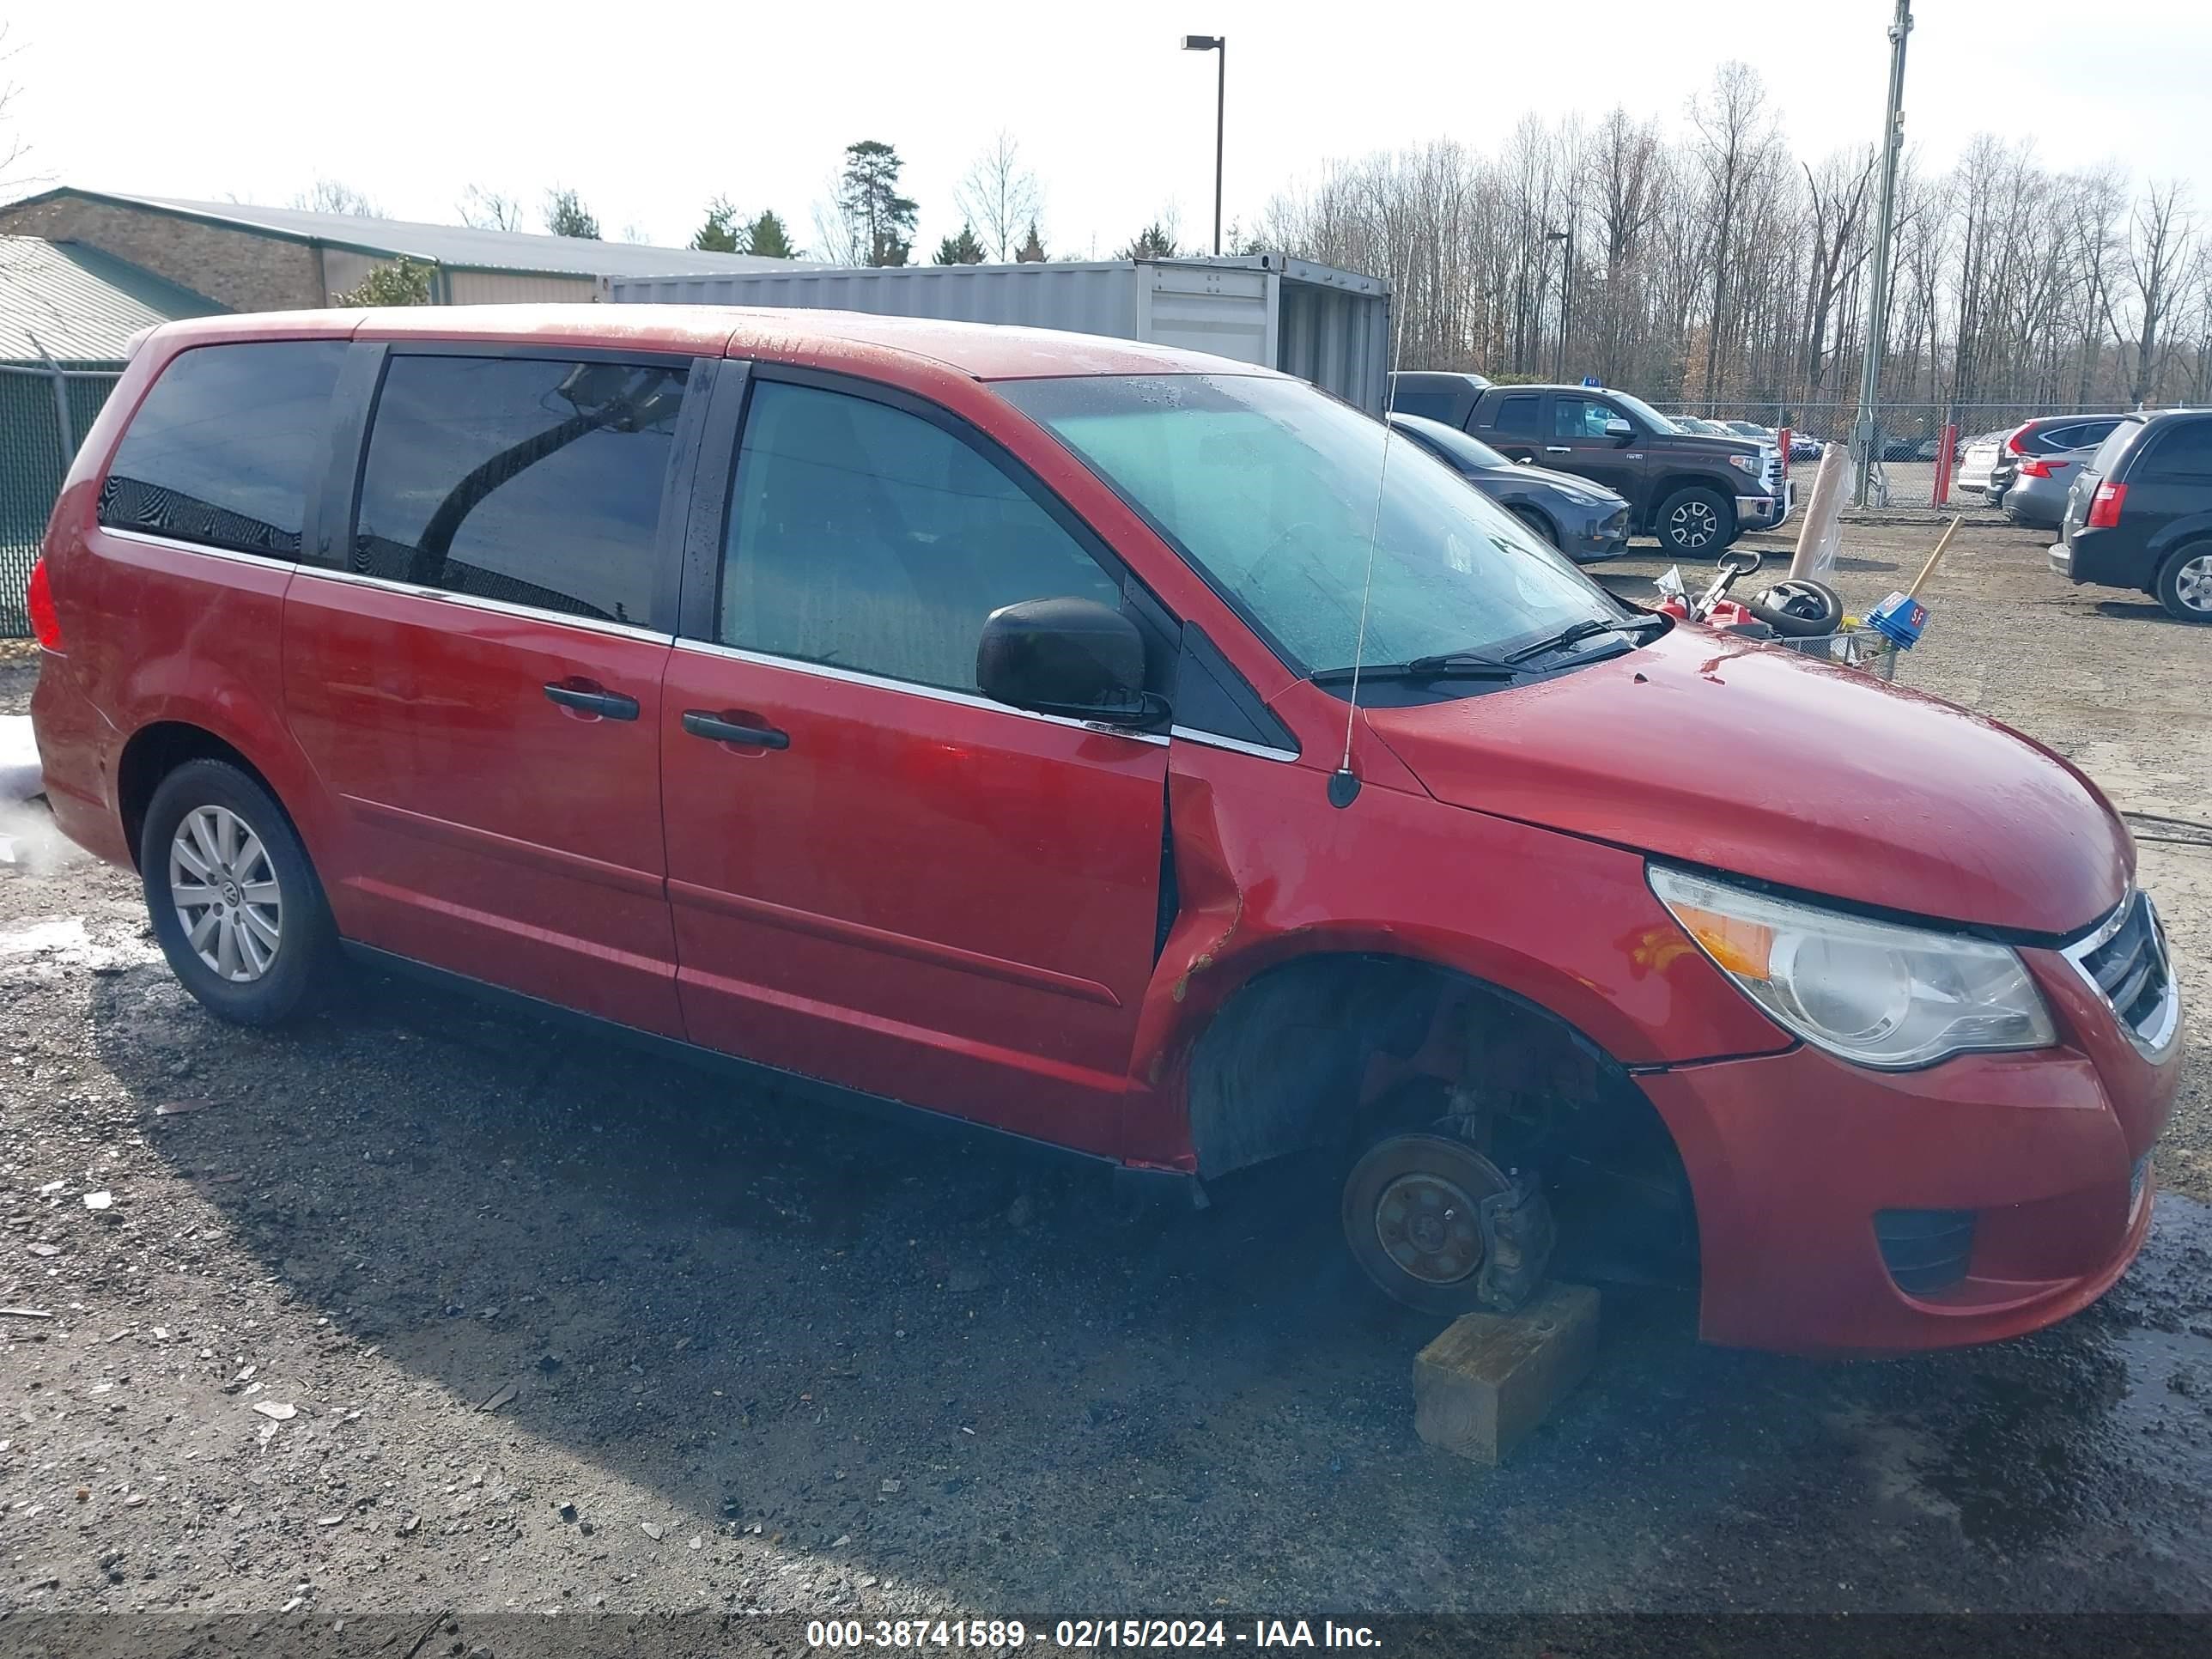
[168,804,283,983]
[2177,555,2212,615]
[1671,500,1719,549]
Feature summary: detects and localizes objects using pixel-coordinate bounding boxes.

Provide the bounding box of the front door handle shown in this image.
[683,709,790,750]
[1545,445,1573,453]
[543,681,640,720]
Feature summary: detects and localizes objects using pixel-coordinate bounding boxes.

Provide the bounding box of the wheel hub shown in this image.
[1374,1170,1486,1286]
[2178,555,2212,613]
[168,803,283,985]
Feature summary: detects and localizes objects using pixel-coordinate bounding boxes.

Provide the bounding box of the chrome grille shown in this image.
[2064,890,2180,1060]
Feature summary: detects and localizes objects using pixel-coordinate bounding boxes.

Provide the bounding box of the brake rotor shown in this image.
[1342,1133,1524,1313]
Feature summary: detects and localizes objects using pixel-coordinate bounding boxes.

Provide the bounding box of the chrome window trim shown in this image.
[287,563,673,644]
[671,638,1169,745]
[1169,726,1300,763]
[2061,889,2182,1063]
[101,524,307,573]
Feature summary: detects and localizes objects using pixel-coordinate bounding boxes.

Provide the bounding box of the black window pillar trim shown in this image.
[676,357,752,645]
[308,340,389,573]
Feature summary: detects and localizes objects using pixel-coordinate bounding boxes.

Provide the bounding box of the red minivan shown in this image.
[27,307,2179,1353]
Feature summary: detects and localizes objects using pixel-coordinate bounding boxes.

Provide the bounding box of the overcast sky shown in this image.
[10,0,2209,260]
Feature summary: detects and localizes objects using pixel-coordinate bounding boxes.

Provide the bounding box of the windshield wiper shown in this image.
[1310,651,1523,685]
[1504,613,1662,665]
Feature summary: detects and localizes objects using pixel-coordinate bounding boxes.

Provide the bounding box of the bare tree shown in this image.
[1253,104,2202,421]
[954,131,1042,263]
[2110,180,2195,404]
[459,185,525,233]
[0,24,39,195]
[1686,63,1779,410]
[1799,149,1875,396]
[293,178,380,217]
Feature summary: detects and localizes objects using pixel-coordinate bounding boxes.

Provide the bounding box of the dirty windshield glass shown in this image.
[1000,374,1623,672]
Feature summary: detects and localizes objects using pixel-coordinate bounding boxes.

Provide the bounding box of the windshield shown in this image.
[1000,374,1627,674]
[1389,413,1513,471]
[1607,390,1682,434]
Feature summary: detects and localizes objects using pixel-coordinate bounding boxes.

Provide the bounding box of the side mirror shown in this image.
[1603,417,1634,441]
[976,598,1169,729]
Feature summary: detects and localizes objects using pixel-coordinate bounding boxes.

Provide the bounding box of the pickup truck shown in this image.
[1389,374,1790,556]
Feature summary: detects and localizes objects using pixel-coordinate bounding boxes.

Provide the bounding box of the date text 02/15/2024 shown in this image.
[805,1620,1382,1649]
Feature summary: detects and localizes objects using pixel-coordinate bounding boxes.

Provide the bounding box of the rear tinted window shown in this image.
[1389,389,1457,422]
[2089,419,2148,476]
[98,341,345,558]
[2138,418,2212,479]
[353,355,688,627]
[1491,395,1540,437]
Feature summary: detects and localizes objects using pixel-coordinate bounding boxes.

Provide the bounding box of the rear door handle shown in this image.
[1545,445,1572,453]
[543,682,640,720]
[683,710,790,750]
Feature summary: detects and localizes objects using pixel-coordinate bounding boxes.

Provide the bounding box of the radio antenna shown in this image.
[1329,264,1407,811]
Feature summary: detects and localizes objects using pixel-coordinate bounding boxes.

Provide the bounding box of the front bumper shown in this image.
[1736,490,1790,531]
[1636,947,2178,1354]
[1568,507,1632,563]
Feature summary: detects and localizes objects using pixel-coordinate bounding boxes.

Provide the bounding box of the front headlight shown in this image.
[1649,865,2056,1069]
[1726,453,1761,476]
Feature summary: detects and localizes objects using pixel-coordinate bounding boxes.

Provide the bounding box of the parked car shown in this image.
[1389,374,1790,556]
[29,309,2176,1354]
[1986,416,2128,529]
[1386,413,1631,562]
[1722,420,1772,443]
[1955,428,2017,504]
[2051,408,2212,621]
[1881,434,1941,462]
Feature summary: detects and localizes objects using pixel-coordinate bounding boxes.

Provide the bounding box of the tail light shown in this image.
[2087,481,2128,529]
[2005,428,2033,454]
[2017,458,2069,478]
[25,556,62,651]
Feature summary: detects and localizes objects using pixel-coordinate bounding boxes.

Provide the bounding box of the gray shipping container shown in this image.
[599,253,1393,413]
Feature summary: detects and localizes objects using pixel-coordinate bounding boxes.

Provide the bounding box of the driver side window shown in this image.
[1553,398,1614,439]
[720,381,1123,693]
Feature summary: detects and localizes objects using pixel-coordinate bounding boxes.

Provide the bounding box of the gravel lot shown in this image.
[1,516,2209,1632]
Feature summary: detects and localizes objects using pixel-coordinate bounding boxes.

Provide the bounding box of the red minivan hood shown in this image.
[1364,625,2129,936]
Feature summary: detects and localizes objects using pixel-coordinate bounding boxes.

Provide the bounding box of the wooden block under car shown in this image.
[1413,1281,1600,1465]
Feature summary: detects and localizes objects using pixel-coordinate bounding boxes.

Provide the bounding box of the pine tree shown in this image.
[744,210,797,258]
[834,140,919,267]
[933,224,986,264]
[1014,220,1047,263]
[1116,221,1178,260]
[545,188,601,240]
[692,197,742,252]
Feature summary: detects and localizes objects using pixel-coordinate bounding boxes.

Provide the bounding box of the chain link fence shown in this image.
[2,362,121,636]
[1653,400,2131,507]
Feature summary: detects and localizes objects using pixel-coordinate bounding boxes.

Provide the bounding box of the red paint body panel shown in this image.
[27,304,2183,1358]
[1367,623,2131,936]
[659,647,1168,1154]
[281,571,683,1037]
[1639,1015,2172,1353]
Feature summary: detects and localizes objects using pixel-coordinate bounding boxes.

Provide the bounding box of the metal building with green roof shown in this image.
[0,236,226,633]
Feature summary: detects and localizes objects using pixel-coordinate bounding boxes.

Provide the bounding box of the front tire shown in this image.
[2154,544,2212,623]
[1509,506,1559,549]
[1654,487,1734,557]
[141,759,337,1024]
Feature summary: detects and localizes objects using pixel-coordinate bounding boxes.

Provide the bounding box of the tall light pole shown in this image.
[1854,0,1914,507]
[1544,227,1572,381]
[1182,34,1225,255]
